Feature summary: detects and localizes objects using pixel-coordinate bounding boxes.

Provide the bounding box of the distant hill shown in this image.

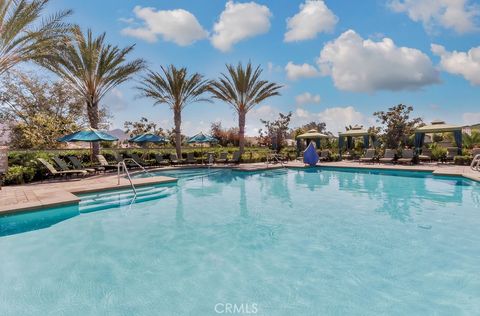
[108,128,128,141]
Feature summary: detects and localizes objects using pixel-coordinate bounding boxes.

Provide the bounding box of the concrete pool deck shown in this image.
[1,162,479,215]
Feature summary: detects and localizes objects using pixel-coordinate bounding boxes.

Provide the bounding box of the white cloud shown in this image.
[462,112,480,125]
[317,29,439,92]
[284,0,338,42]
[245,104,369,135]
[293,106,368,135]
[295,92,321,106]
[103,88,127,111]
[431,44,480,85]
[121,6,208,45]
[285,62,320,80]
[210,1,272,52]
[388,0,479,34]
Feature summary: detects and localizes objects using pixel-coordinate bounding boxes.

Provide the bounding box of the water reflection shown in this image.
[335,169,468,222]
[294,168,331,191]
[0,205,80,237]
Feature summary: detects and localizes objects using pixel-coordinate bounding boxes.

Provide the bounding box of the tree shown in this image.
[124,117,164,138]
[0,0,72,76]
[373,104,423,149]
[463,131,480,149]
[259,112,292,152]
[210,121,239,146]
[137,65,210,157]
[209,62,282,154]
[0,71,96,148]
[39,26,145,155]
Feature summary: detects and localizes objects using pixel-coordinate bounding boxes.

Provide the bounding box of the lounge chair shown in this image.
[319,150,330,162]
[418,148,432,162]
[96,155,119,171]
[216,152,228,163]
[379,149,396,163]
[397,149,414,164]
[38,158,87,178]
[170,153,185,165]
[360,149,376,163]
[205,152,215,165]
[68,156,104,173]
[154,154,170,166]
[129,153,149,167]
[53,156,95,174]
[445,147,458,162]
[112,152,137,168]
[342,150,354,160]
[186,152,197,164]
[470,148,480,171]
[230,151,241,164]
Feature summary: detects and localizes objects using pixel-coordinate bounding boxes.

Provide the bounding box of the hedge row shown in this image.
[2,147,298,185]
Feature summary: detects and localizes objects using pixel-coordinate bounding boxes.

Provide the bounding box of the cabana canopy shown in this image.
[338,125,369,137]
[338,125,371,154]
[295,129,330,156]
[414,121,463,153]
[415,120,462,133]
[296,129,330,139]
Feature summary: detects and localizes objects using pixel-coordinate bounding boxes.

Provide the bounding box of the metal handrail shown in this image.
[122,158,151,175]
[117,161,137,196]
[266,152,286,168]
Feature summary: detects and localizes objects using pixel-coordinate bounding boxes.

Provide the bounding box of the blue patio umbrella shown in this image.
[57,128,118,142]
[129,133,167,144]
[187,132,218,163]
[187,132,218,144]
[57,128,118,161]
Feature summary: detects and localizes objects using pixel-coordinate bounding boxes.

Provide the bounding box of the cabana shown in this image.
[296,129,330,156]
[338,125,370,155]
[414,121,463,154]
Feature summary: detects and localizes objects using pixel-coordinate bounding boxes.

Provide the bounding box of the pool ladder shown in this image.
[117,158,151,196]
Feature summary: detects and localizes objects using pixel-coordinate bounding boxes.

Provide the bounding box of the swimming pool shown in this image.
[1,168,479,315]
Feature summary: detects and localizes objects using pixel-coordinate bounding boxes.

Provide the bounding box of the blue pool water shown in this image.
[1,168,479,315]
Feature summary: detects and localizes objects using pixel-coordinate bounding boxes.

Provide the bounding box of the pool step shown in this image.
[79,186,176,213]
[79,186,168,206]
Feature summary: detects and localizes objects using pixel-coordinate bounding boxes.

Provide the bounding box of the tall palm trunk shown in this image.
[238,110,246,154]
[174,109,182,158]
[87,100,100,156]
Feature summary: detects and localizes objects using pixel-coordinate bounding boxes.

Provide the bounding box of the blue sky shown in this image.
[47,0,480,135]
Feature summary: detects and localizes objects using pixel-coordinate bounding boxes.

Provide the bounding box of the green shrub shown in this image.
[430,145,447,161]
[3,165,36,185]
[454,155,472,165]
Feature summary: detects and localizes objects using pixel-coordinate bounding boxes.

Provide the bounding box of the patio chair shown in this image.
[360,149,376,163]
[170,153,185,165]
[186,152,197,164]
[205,152,215,165]
[129,153,149,167]
[37,158,87,178]
[397,149,414,164]
[216,152,228,163]
[96,155,120,171]
[154,154,170,166]
[342,150,354,160]
[470,148,480,171]
[379,149,396,163]
[230,151,241,164]
[418,148,432,162]
[112,152,138,168]
[319,150,330,162]
[53,156,95,174]
[68,156,104,173]
[445,147,458,162]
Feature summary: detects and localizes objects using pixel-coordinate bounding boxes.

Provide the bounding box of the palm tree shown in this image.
[0,0,72,76]
[137,65,211,158]
[40,26,145,155]
[463,131,480,149]
[209,62,282,154]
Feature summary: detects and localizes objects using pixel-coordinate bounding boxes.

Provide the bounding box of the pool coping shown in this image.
[1,162,478,216]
